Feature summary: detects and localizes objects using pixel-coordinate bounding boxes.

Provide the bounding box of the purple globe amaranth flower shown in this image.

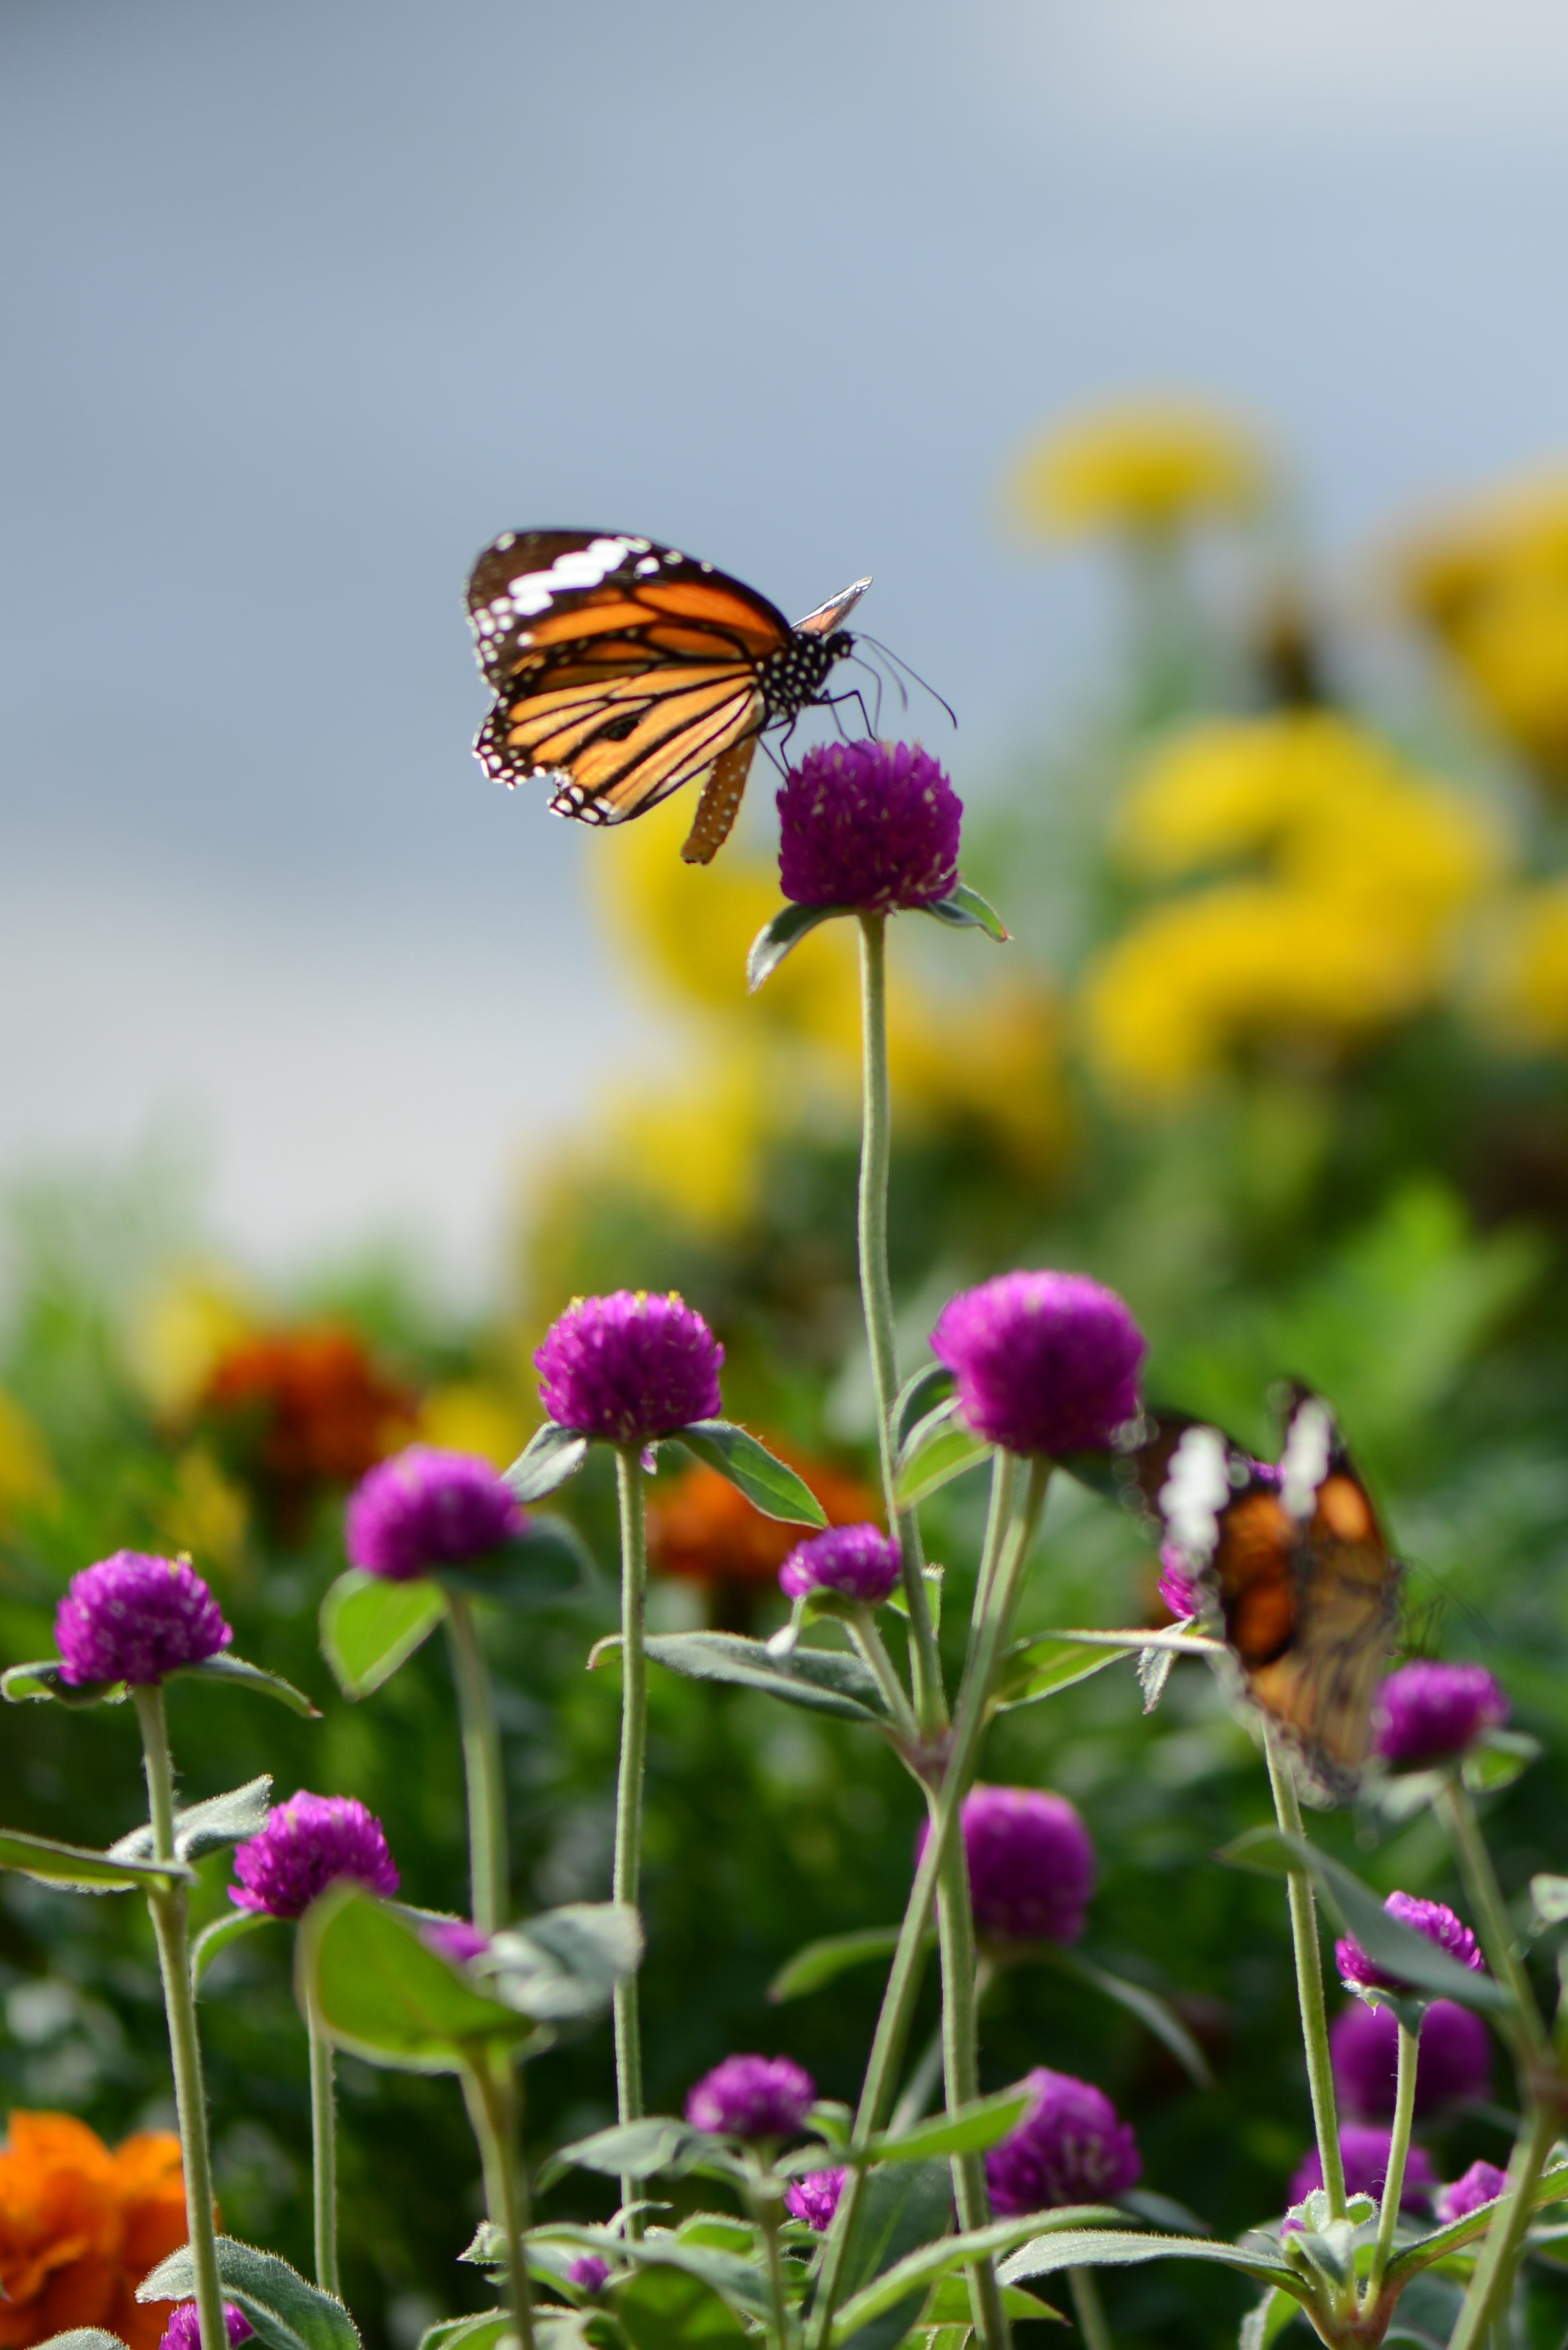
[1436,2160,1509,2225]
[930,1271,1146,1458]
[230,1790,400,1920]
[779,1523,901,1605]
[1157,1542,1202,1621]
[567,2257,611,2297]
[56,1551,232,1687]
[1336,1893,1484,1997]
[345,1445,525,1582]
[535,1291,724,1446]
[984,2070,1141,2214]
[917,1785,1094,1946]
[685,2053,816,2141]
[1288,2126,1436,2213]
[424,1918,491,1966]
[160,2307,253,2350]
[785,2168,846,2231]
[776,739,961,913]
[1330,1997,1491,2121]
[1374,1662,1510,1769]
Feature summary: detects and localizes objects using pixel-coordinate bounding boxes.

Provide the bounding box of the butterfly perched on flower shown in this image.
[1122,1388,1402,1799]
[466,530,870,865]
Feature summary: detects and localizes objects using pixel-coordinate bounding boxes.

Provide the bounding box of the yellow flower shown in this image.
[1480,880,1568,1049]
[0,1389,57,1523]
[889,975,1067,1174]
[419,1382,533,1469]
[1005,397,1268,541]
[153,1445,249,1574]
[539,1049,773,1239]
[125,1266,259,1419]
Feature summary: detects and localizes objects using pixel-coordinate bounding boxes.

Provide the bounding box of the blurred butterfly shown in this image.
[1119,1388,1403,1800]
[466,530,870,865]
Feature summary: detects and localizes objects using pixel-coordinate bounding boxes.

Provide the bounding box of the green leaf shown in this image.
[299,1883,534,2072]
[1138,1645,1177,1713]
[1462,1728,1542,1794]
[35,2330,133,2350]
[185,1653,321,1717]
[439,1517,597,1606]
[894,1413,992,1508]
[835,2208,1118,2345]
[110,1774,273,1864]
[1050,1949,1214,2090]
[1240,2286,1308,2350]
[1,1659,125,1707]
[835,2160,956,2350]
[505,1423,590,1504]
[539,2117,711,2191]
[613,2264,750,2350]
[193,1905,275,1988]
[672,1423,826,1526]
[320,1569,448,1699]
[1217,1828,1510,2011]
[1384,2162,1568,2286]
[859,2085,1032,2164]
[918,883,1009,942]
[894,1363,955,1450]
[645,1632,888,1726]
[992,1630,1168,1712]
[139,2236,360,2350]
[417,2316,515,2350]
[1532,1874,1568,1929]
[746,901,848,990]
[924,2278,1062,2325]
[480,1902,642,2022]
[998,2229,1304,2294]
[0,1825,192,1893]
[768,1924,906,2002]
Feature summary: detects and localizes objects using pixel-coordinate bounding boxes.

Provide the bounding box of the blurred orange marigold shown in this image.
[199,1325,415,1537]
[648,1441,880,1593]
[0,2112,189,2350]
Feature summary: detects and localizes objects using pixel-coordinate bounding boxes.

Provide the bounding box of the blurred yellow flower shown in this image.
[153,1445,249,1574]
[125,1267,259,1419]
[890,975,1066,1174]
[541,1049,773,1239]
[1005,397,1268,541]
[0,1389,58,1523]
[419,1382,533,1469]
[1480,880,1568,1049]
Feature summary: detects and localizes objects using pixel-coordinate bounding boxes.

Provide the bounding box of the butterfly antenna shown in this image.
[843,650,888,731]
[855,632,957,730]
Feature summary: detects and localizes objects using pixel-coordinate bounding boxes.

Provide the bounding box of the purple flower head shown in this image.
[1336,1893,1484,1998]
[984,2070,1141,2215]
[1374,1662,1510,1769]
[785,2168,846,2231]
[230,1790,400,1920]
[535,1291,724,1446]
[930,1272,1145,1458]
[424,1919,491,1966]
[1157,1543,1202,1621]
[56,1551,233,1687]
[1330,1997,1491,2121]
[779,1523,901,1606]
[1288,2126,1436,2214]
[345,1445,525,1582]
[567,2257,611,2297]
[685,2053,816,2142]
[917,1785,1095,1947]
[160,2307,253,2350]
[776,740,961,913]
[1436,2161,1509,2225]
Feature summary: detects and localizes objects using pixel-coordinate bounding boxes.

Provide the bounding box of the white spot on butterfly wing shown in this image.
[1279,1399,1334,1523]
[1159,1425,1234,1568]
[506,537,637,615]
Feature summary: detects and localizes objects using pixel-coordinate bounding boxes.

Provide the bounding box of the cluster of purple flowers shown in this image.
[916,1785,1096,1947]
[1335,1892,1484,1998]
[535,1290,724,1445]
[685,2053,816,2140]
[1375,1661,1509,1768]
[160,2308,252,2350]
[931,1271,1145,1458]
[779,1523,901,1605]
[346,1446,524,1581]
[776,740,961,914]
[985,2068,1141,2215]
[56,1552,233,1687]
[230,1791,399,1920]
[1331,1996,1491,2120]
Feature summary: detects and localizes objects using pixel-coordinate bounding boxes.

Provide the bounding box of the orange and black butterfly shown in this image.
[1121,1390,1403,1799]
[466,530,870,865]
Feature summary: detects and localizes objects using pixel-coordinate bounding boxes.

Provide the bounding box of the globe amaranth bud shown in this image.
[916,1785,1094,1947]
[779,1523,901,1605]
[784,2168,846,2231]
[685,2053,815,2141]
[535,1291,724,1446]
[567,2257,611,2297]
[345,1445,525,1581]
[984,2069,1140,2214]
[1288,2126,1436,2214]
[1330,1996,1491,2120]
[930,1271,1145,1458]
[230,1791,400,1920]
[1436,2160,1508,2225]
[1373,1662,1509,1769]
[776,739,961,913]
[1336,1893,1483,1998]
[56,1552,233,1687]
[160,2307,253,2350]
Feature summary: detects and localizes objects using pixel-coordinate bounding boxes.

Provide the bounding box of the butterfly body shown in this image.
[466,529,868,863]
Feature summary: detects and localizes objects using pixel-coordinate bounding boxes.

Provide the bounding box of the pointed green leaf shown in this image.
[1050,1948,1214,2090]
[1240,2286,1311,2350]
[918,883,1009,942]
[538,2118,712,2192]
[646,1631,887,1725]
[613,2264,750,2350]
[439,1516,597,1605]
[480,1902,642,2023]
[0,1825,191,1893]
[834,2207,1118,2344]
[859,2085,1031,2164]
[321,1569,448,1699]
[835,2161,957,2350]
[193,1905,275,1989]
[505,1423,590,1503]
[184,1653,321,1717]
[1,1660,125,1707]
[1384,2161,1568,2286]
[299,1883,533,2071]
[924,2278,1062,2325]
[417,2318,515,2350]
[139,2236,360,2350]
[111,1774,272,1865]
[747,901,848,990]
[1462,1728,1541,1794]
[524,2227,772,2324]
[894,1362,955,1449]
[768,1925,906,2003]
[672,1422,826,1526]
[998,2229,1304,2293]
[894,1413,991,1508]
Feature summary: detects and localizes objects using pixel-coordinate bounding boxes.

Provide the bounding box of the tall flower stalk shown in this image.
[444,1594,509,1935]
[1264,1733,1347,2220]
[613,1444,650,2187]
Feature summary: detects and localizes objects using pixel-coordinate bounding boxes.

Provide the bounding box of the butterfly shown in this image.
[465,530,870,865]
[1117,1389,1403,1800]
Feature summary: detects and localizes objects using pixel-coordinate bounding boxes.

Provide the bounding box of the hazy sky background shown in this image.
[5,0,1568,1294]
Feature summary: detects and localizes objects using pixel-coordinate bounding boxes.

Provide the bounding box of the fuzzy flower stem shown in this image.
[133,1685,226,2350]
[935,1821,1009,2350]
[445,1593,508,1936]
[890,1957,994,2135]
[847,1604,918,1742]
[1436,1776,1546,2059]
[1069,2267,1115,2350]
[306,1986,339,2295]
[613,1444,650,2223]
[1264,1729,1347,2225]
[971,1450,1018,1636]
[1364,2018,1419,2306]
[462,2052,535,2350]
[743,2153,793,2350]
[856,911,943,1735]
[1447,2102,1558,2350]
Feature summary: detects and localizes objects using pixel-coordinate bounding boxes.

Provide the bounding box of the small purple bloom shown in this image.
[1288,2126,1436,2213]
[230,1790,400,1920]
[917,1785,1095,1946]
[785,2168,846,2231]
[776,739,961,914]
[567,2257,611,2297]
[930,1272,1145,1458]
[1157,1543,1202,1621]
[424,1918,491,1965]
[685,2053,816,2141]
[1436,2160,1510,2225]
[779,1523,901,1605]
[1336,1893,1484,1997]
[984,2069,1141,2215]
[160,2306,253,2350]
[535,1291,724,1446]
[56,1551,233,1687]
[1374,1662,1510,1769]
[345,1445,525,1582]
[1330,1997,1491,2120]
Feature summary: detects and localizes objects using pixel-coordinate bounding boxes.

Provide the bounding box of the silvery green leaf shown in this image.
[746,901,848,990]
[111,1774,272,1863]
[504,1423,589,1503]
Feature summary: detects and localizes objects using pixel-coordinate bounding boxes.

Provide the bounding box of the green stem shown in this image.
[1447,2101,1557,2350]
[133,1686,227,2350]
[1069,2266,1115,2350]
[889,1954,996,2137]
[747,2157,793,2350]
[1438,1778,1547,2060]
[445,1594,508,1935]
[857,911,943,1735]
[613,1444,650,2224]
[1264,1730,1346,2223]
[971,1451,1018,1635]
[463,2050,535,2350]
[307,1985,339,2295]
[934,1815,1008,2350]
[1364,2016,1417,2304]
[847,1604,918,1743]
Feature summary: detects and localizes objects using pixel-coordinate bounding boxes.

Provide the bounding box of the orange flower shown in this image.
[648,1440,880,1598]
[199,1325,416,1539]
[0,2113,188,2350]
